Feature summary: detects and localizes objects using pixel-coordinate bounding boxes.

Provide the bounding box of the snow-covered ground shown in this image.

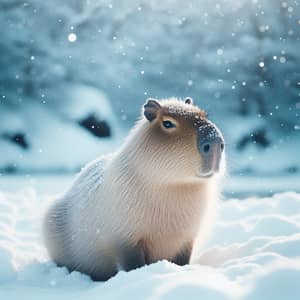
[0,187,299,299]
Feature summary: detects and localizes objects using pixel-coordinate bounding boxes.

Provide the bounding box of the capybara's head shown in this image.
[142,97,225,181]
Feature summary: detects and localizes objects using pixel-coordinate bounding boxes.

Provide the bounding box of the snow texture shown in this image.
[0,190,300,299]
[0,85,124,172]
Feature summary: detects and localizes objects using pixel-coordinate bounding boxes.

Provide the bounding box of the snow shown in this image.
[0,84,124,172]
[68,33,77,43]
[0,189,299,299]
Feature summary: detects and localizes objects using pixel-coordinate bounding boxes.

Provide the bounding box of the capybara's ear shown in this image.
[144,98,161,122]
[185,97,193,105]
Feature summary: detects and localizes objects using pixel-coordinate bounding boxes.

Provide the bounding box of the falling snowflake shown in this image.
[68,33,77,42]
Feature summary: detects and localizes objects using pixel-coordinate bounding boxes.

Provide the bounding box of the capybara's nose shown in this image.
[200,136,224,156]
[197,121,224,174]
[198,121,224,156]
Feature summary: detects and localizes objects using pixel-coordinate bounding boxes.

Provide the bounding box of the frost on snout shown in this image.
[197,121,225,177]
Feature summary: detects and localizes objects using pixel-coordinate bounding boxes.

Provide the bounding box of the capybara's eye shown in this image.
[162,120,176,129]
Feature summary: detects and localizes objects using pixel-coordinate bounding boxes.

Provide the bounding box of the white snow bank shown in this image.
[0,191,300,299]
[0,85,124,171]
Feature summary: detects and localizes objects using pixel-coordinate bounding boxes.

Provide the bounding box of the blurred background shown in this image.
[0,0,299,197]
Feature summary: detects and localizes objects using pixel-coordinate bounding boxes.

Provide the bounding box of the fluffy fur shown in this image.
[43,98,225,281]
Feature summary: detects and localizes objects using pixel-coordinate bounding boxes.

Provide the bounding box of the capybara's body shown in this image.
[43,98,225,281]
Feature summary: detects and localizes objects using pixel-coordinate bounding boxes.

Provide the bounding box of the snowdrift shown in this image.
[0,190,300,299]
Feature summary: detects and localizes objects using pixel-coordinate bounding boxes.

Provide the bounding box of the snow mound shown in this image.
[0,191,300,299]
[0,85,124,172]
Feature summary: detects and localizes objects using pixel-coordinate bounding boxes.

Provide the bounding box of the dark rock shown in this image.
[237,128,270,151]
[2,132,29,149]
[286,166,299,174]
[1,164,17,174]
[78,114,111,138]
